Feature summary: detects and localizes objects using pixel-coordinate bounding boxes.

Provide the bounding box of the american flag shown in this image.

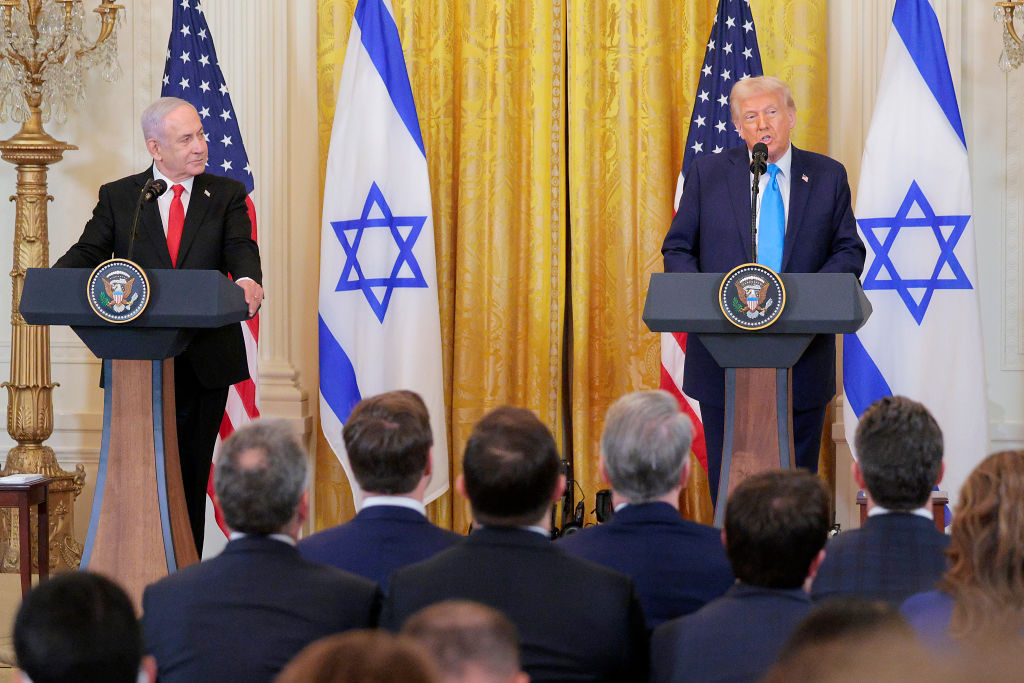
[662,0,763,478]
[160,0,260,554]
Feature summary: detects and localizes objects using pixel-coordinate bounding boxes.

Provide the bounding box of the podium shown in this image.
[644,272,870,526]
[20,267,248,604]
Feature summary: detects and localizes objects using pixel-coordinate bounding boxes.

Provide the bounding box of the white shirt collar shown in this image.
[152,165,195,194]
[867,505,933,521]
[748,143,792,178]
[228,531,296,546]
[360,495,427,516]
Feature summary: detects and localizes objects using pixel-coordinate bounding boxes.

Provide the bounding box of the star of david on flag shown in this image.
[858,180,972,325]
[331,182,428,323]
[161,0,261,558]
[843,0,987,508]
[318,0,449,505]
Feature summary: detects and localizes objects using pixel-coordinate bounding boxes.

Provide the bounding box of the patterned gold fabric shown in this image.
[315,0,827,532]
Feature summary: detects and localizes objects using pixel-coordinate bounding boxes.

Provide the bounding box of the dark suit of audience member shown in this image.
[382,406,648,682]
[142,420,379,683]
[298,391,461,592]
[651,470,831,683]
[813,396,949,606]
[557,390,734,628]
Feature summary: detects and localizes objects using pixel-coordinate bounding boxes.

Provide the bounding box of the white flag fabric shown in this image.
[318,0,448,505]
[843,0,987,505]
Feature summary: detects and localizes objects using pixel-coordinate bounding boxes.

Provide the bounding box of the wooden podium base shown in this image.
[81,359,198,608]
[714,367,796,527]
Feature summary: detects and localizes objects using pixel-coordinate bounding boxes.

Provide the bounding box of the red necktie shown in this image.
[167,183,185,268]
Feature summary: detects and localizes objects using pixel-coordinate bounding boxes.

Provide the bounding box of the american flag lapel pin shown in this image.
[204,189,211,197]
[801,174,809,183]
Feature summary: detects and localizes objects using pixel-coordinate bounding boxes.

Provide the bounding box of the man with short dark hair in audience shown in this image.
[402,600,529,683]
[299,390,461,591]
[557,390,733,628]
[812,395,949,606]
[14,571,155,683]
[651,470,831,683]
[383,406,648,682]
[142,418,379,683]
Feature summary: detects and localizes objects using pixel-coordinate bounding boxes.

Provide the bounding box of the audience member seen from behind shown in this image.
[299,390,460,591]
[142,418,379,683]
[813,395,949,606]
[650,470,831,683]
[402,600,529,683]
[557,390,734,628]
[902,450,1024,653]
[383,406,648,682]
[764,598,934,682]
[14,571,155,683]
[275,630,439,683]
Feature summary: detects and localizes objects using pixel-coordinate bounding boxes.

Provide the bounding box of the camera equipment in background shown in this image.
[594,488,613,523]
[551,459,585,538]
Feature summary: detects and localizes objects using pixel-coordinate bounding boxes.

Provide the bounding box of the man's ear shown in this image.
[680,455,693,489]
[936,461,945,486]
[720,528,727,550]
[598,457,611,486]
[423,448,433,477]
[551,474,567,504]
[852,460,867,490]
[455,473,468,500]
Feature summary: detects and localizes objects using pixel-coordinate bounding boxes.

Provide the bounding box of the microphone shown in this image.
[127,179,168,262]
[142,178,167,203]
[749,142,768,175]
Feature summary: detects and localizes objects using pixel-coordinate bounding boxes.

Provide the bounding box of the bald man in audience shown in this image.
[557,390,733,628]
[383,406,647,682]
[403,601,529,683]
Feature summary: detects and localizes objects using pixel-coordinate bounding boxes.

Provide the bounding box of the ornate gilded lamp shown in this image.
[996,1,1024,71]
[0,0,124,571]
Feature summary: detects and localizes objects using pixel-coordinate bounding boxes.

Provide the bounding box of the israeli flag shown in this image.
[843,0,987,505]
[318,0,448,505]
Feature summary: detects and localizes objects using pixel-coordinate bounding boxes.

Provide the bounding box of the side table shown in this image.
[0,477,51,595]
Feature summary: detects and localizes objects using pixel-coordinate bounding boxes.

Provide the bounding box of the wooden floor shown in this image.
[0,573,34,681]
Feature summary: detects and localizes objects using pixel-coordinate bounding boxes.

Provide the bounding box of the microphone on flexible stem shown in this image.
[749,142,769,262]
[127,179,167,262]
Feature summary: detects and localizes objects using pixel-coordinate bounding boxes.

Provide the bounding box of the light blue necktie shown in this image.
[758,163,784,272]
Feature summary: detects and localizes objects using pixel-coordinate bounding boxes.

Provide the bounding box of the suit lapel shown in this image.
[133,169,175,268]
[726,148,755,263]
[782,146,810,271]
[175,173,213,267]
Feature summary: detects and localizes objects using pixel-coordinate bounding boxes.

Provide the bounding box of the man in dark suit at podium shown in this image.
[662,76,865,502]
[298,390,461,591]
[53,96,263,553]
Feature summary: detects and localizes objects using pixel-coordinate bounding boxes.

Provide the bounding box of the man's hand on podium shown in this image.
[236,278,264,317]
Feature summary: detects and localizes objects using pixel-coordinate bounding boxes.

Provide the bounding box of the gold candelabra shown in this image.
[996,1,1024,71]
[0,0,123,572]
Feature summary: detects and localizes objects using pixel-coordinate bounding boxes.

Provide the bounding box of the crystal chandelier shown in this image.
[997,0,1024,72]
[0,0,123,124]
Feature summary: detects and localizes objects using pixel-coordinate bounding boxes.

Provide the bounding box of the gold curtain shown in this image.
[315,0,827,532]
[316,0,566,534]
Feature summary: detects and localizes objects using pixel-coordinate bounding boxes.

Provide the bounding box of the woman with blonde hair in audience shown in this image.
[902,450,1024,651]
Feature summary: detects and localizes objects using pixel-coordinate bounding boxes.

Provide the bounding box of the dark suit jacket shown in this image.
[662,145,865,409]
[651,583,811,683]
[54,169,261,388]
[556,502,734,628]
[141,536,379,683]
[382,526,648,682]
[298,504,462,593]
[812,512,950,606]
